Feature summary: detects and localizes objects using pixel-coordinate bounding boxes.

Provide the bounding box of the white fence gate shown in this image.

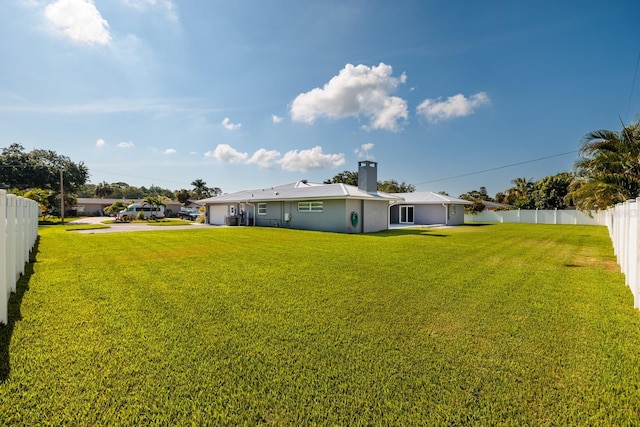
[603,199,640,309]
[1,190,40,325]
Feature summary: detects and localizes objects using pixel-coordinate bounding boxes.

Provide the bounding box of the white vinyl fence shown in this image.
[465,209,602,225]
[604,199,640,309]
[1,190,40,325]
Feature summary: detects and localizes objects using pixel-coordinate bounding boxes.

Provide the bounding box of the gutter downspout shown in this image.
[442,203,449,226]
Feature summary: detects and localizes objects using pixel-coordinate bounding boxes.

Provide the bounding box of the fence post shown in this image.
[16,197,25,276]
[635,198,640,308]
[0,191,7,325]
[6,194,17,293]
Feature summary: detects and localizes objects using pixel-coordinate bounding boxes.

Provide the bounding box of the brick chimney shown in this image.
[358,161,378,193]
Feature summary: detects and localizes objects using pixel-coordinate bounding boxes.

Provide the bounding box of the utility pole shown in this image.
[60,168,64,225]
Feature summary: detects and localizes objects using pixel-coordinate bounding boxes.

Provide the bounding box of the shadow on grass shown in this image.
[0,237,39,382]
[372,229,451,238]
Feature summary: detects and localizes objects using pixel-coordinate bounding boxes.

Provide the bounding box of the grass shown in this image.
[1,224,639,425]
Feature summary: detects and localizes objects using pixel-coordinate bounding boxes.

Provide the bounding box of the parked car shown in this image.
[178,209,200,220]
[117,203,165,220]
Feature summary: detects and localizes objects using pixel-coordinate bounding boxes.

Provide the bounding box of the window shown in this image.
[298,201,323,212]
[400,205,414,223]
[258,203,267,215]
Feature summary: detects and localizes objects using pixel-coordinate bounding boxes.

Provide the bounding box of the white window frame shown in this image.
[399,205,414,224]
[257,203,267,215]
[298,201,323,212]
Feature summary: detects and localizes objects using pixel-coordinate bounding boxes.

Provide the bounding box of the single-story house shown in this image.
[73,198,183,216]
[198,161,400,233]
[389,192,472,226]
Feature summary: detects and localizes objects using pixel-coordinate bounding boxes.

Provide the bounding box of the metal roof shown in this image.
[391,192,472,205]
[198,181,401,204]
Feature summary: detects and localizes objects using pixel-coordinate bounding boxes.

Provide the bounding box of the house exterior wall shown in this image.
[75,201,111,215]
[414,205,446,225]
[447,205,465,225]
[345,199,362,233]
[285,199,347,233]
[390,203,466,226]
[255,201,284,227]
[205,198,389,233]
[363,200,390,232]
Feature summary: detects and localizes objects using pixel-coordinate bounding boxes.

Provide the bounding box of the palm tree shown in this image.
[568,122,640,210]
[191,179,210,199]
[142,196,166,219]
[94,181,114,198]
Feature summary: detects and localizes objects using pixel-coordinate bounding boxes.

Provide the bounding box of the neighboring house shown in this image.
[73,198,182,216]
[481,200,513,211]
[390,192,472,226]
[198,161,400,233]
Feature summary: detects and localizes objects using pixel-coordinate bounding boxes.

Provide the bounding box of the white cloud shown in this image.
[271,114,283,124]
[278,146,345,172]
[355,142,375,159]
[44,0,111,46]
[221,117,241,131]
[290,63,408,132]
[205,144,248,163]
[204,144,343,172]
[95,138,106,148]
[164,148,176,155]
[247,148,281,168]
[117,141,135,148]
[416,92,491,123]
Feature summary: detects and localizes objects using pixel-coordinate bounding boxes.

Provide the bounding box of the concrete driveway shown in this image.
[68,217,210,234]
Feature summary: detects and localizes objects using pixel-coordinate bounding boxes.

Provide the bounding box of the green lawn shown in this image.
[1,224,639,425]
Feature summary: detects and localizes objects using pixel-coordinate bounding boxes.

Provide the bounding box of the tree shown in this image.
[191,179,208,199]
[507,177,535,209]
[175,189,192,205]
[458,189,489,213]
[531,172,573,209]
[0,144,89,194]
[324,171,359,186]
[23,188,54,217]
[459,189,492,202]
[324,170,415,192]
[377,179,415,193]
[142,196,166,219]
[94,181,114,198]
[567,122,640,210]
[104,201,128,216]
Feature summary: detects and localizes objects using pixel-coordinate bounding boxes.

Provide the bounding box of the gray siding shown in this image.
[285,199,347,233]
[345,199,362,233]
[447,205,465,225]
[414,205,446,225]
[363,200,390,232]
[390,203,466,226]
[254,202,285,227]
[206,198,390,233]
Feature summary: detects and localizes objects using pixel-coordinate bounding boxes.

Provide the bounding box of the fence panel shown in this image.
[603,199,640,309]
[0,190,40,325]
[465,209,600,225]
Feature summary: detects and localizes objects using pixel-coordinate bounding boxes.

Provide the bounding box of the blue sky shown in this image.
[1,0,639,197]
